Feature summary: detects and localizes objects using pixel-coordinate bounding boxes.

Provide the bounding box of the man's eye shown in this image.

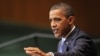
[55,18,61,21]
[49,19,52,22]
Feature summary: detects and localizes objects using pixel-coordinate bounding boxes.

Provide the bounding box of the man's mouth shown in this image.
[52,29,58,34]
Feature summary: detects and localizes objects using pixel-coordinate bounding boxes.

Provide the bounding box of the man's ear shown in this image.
[68,16,75,24]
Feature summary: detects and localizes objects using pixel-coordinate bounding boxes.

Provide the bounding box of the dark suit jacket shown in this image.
[54,27,97,56]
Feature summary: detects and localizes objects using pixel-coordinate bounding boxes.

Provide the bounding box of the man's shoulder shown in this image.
[72,27,92,40]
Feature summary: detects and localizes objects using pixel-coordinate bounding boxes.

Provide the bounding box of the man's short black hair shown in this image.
[50,2,74,18]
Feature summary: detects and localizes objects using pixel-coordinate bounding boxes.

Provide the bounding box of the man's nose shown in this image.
[51,21,57,28]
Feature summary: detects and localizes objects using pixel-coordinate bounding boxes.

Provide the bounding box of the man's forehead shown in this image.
[49,9,65,18]
[50,9,63,13]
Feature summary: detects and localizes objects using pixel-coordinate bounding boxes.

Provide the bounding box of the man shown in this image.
[24,2,97,56]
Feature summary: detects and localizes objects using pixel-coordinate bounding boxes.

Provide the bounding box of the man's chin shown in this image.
[54,34,61,39]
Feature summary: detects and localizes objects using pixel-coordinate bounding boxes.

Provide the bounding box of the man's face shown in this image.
[49,9,71,38]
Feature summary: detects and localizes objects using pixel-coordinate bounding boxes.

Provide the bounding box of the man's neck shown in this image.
[62,25,75,38]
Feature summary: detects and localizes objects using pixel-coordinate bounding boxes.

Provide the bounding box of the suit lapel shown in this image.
[57,40,62,52]
[57,27,80,53]
[63,27,79,52]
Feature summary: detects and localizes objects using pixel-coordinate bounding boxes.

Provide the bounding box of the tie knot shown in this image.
[61,38,66,43]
